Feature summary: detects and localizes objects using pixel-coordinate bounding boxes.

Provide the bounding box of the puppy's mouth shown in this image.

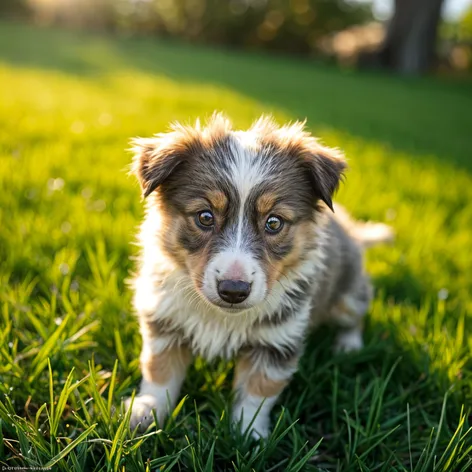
[188,282,252,313]
[206,297,253,314]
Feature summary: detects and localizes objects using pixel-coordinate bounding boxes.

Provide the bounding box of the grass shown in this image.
[0,20,472,471]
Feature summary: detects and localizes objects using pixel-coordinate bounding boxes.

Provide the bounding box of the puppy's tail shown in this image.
[350,221,395,248]
[333,203,395,249]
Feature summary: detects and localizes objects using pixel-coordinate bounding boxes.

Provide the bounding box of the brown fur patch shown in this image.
[184,198,213,214]
[270,205,296,222]
[247,372,288,398]
[159,209,188,268]
[141,345,191,385]
[186,242,213,290]
[207,190,228,213]
[257,194,297,223]
[256,193,277,215]
[233,356,251,387]
[266,220,316,289]
[233,357,288,398]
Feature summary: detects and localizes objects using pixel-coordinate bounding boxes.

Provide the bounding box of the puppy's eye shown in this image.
[196,210,214,229]
[265,215,284,234]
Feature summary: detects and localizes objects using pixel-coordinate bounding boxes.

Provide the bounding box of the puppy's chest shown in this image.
[144,264,319,361]
[153,291,312,362]
[168,308,263,360]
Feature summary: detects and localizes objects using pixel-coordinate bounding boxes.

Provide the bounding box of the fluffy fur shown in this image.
[124,113,393,438]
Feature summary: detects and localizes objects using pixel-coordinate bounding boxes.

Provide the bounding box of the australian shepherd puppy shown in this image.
[125,113,393,438]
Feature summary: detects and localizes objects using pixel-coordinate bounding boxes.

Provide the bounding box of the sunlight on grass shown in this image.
[0,21,471,471]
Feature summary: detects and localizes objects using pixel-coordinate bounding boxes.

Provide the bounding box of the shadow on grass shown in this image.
[1,21,472,170]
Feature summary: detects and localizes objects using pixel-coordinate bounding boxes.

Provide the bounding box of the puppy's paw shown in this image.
[335,328,363,353]
[125,394,164,431]
[249,420,270,441]
[233,411,270,440]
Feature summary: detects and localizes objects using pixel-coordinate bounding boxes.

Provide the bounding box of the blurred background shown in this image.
[3,0,472,75]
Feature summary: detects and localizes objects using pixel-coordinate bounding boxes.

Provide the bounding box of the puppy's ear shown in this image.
[302,145,346,212]
[267,120,347,212]
[130,135,186,198]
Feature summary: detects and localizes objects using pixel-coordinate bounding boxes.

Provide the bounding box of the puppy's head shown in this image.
[131,113,346,313]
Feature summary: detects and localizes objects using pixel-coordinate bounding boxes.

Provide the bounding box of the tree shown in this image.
[372,0,445,75]
[0,0,30,17]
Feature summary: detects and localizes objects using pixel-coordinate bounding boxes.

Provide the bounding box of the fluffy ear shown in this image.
[260,119,347,212]
[130,135,186,198]
[302,145,347,212]
[130,114,231,197]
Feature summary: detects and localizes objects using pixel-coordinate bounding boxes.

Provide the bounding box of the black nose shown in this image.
[217,280,251,304]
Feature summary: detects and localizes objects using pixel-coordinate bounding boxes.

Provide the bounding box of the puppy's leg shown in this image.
[232,346,299,439]
[332,281,371,353]
[335,322,364,353]
[127,335,191,430]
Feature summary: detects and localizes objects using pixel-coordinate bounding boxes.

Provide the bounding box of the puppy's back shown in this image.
[309,210,371,327]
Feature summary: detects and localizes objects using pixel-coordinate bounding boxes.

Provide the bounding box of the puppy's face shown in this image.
[132,114,345,313]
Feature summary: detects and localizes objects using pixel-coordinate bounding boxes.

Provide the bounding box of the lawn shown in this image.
[1,21,472,471]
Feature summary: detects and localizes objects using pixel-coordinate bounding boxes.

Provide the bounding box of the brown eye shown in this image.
[196,210,214,229]
[265,215,283,234]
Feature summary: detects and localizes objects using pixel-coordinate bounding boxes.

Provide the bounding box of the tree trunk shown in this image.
[376,0,444,75]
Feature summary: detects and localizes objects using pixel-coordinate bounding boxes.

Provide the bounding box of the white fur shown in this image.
[143,336,174,356]
[232,393,278,439]
[128,330,189,429]
[227,137,269,249]
[335,327,364,353]
[254,299,312,361]
[332,203,394,248]
[356,223,394,248]
[127,376,184,430]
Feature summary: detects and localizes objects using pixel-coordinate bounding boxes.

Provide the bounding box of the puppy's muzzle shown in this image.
[217,280,251,304]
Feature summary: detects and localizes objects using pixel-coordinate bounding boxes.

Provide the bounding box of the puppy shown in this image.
[125,113,393,438]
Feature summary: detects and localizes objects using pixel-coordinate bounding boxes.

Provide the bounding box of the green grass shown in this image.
[1,20,472,471]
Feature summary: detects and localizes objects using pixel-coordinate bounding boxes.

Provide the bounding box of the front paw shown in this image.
[125,394,165,431]
[248,418,270,440]
[335,328,363,353]
[233,409,270,440]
